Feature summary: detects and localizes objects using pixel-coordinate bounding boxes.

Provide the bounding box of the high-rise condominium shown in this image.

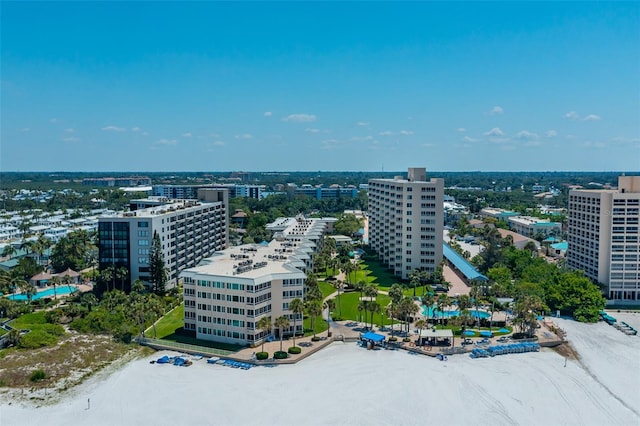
[368,167,444,280]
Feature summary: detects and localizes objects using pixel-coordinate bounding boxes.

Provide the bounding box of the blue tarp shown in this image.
[361,331,385,342]
[464,330,476,336]
[442,244,488,281]
[498,328,510,333]
[480,331,493,338]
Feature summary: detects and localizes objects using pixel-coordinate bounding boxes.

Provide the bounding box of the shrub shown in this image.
[256,351,269,360]
[402,337,411,342]
[288,346,301,354]
[389,336,398,342]
[30,369,47,382]
[311,336,321,342]
[274,351,288,359]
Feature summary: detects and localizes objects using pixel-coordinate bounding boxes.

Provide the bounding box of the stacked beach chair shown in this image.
[470,342,540,358]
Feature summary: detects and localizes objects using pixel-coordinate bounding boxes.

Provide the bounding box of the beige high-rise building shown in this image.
[368,167,444,280]
[567,176,640,303]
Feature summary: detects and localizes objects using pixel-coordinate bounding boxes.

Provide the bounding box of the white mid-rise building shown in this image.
[567,176,640,303]
[98,189,228,292]
[181,216,330,346]
[368,167,444,280]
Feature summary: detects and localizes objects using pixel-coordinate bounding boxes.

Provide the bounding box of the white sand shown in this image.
[2,316,639,426]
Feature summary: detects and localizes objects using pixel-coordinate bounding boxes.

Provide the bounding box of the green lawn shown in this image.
[319,281,336,299]
[8,312,48,329]
[303,315,329,336]
[0,328,6,337]
[148,304,184,339]
[359,256,401,289]
[332,291,392,326]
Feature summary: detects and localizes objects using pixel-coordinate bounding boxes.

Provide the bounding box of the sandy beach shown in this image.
[2,313,639,426]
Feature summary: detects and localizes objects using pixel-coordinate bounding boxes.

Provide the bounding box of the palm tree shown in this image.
[421,292,435,325]
[409,269,423,298]
[437,294,451,329]
[363,284,378,328]
[357,300,367,326]
[333,279,344,318]
[50,275,61,301]
[415,318,427,346]
[2,245,16,260]
[323,298,335,338]
[354,280,367,320]
[256,316,272,354]
[388,283,404,306]
[20,280,37,303]
[116,267,128,292]
[306,300,323,339]
[368,302,381,330]
[386,303,398,337]
[400,296,420,334]
[289,298,304,347]
[459,309,474,339]
[274,316,290,353]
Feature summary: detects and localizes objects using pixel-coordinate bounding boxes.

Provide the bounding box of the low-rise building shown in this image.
[507,216,562,239]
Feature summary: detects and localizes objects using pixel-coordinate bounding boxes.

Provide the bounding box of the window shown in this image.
[138,221,149,228]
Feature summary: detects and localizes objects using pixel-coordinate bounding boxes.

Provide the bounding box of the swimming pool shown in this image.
[7,285,78,301]
[422,305,491,319]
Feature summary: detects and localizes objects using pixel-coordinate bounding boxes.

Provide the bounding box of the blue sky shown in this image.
[2,1,639,172]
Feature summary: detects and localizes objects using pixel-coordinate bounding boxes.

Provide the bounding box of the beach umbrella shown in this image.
[498,328,510,334]
[464,330,476,337]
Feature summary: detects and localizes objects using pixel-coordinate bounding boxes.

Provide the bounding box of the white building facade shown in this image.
[567,176,640,303]
[368,168,444,280]
[181,216,329,346]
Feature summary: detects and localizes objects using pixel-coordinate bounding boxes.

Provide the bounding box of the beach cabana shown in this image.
[361,331,385,343]
[56,268,81,284]
[419,328,453,347]
[30,271,52,288]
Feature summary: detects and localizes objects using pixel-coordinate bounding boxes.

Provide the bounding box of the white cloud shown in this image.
[583,141,606,149]
[155,138,177,146]
[142,131,149,136]
[305,128,321,133]
[49,118,58,124]
[19,127,30,132]
[356,122,370,127]
[64,128,74,133]
[399,130,414,136]
[351,136,374,142]
[211,141,225,146]
[484,127,504,137]
[564,111,580,120]
[490,137,511,144]
[489,106,504,115]
[62,137,80,142]
[131,127,141,132]
[379,131,393,136]
[545,130,557,138]
[456,128,466,133]
[583,114,601,121]
[462,136,479,143]
[320,139,340,150]
[283,113,316,122]
[264,111,272,117]
[234,134,253,140]
[565,134,576,139]
[516,130,539,140]
[182,132,192,138]
[101,125,126,132]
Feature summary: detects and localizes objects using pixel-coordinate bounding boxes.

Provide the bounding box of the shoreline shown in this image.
[1,313,639,426]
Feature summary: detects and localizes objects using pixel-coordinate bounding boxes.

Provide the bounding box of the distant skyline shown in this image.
[1,2,639,172]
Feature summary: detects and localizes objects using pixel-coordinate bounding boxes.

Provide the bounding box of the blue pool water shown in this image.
[422,305,491,319]
[7,285,78,301]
